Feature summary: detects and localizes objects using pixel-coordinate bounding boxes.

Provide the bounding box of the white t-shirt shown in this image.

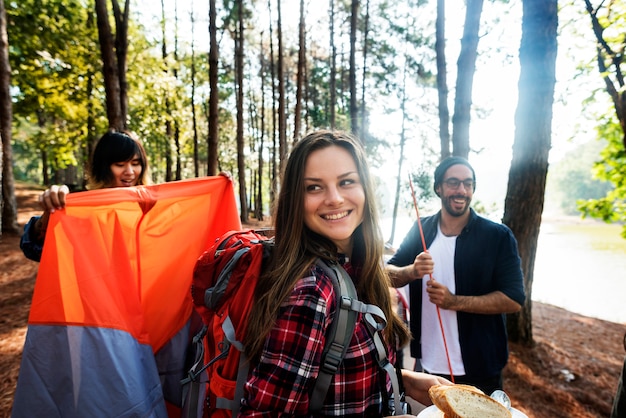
[420,224,466,376]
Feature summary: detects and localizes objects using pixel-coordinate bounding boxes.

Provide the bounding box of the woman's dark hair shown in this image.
[86,131,149,189]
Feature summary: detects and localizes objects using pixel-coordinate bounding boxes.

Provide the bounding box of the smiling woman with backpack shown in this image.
[241,130,450,417]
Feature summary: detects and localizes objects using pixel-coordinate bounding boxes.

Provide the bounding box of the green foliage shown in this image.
[7,0,106,183]
[577,113,626,237]
[548,138,613,215]
[5,0,439,217]
[409,169,434,203]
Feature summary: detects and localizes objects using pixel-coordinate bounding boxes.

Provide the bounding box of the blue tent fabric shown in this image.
[13,325,168,418]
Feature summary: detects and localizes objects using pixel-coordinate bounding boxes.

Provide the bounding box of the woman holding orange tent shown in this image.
[20,130,150,261]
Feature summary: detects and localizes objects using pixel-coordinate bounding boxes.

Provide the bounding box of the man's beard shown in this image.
[442,195,470,217]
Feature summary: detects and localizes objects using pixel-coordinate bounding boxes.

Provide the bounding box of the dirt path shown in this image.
[1,183,624,417]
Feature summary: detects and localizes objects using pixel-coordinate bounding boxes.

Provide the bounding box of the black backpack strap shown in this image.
[309,260,359,412]
[363,313,404,415]
[312,259,406,415]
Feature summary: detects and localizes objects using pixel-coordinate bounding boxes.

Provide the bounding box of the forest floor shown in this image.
[1,182,625,417]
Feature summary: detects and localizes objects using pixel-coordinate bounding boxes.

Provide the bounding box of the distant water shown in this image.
[382,216,626,324]
[533,218,626,324]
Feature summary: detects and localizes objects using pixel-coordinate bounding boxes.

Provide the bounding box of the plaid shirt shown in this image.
[240,262,395,417]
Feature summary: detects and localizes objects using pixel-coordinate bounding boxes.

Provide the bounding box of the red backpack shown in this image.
[183,229,404,417]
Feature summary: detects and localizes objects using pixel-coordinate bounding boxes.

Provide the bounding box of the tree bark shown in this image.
[349,0,359,136]
[389,58,410,247]
[359,0,369,143]
[268,0,277,203]
[94,0,125,130]
[161,0,173,182]
[292,0,305,144]
[173,4,181,182]
[0,0,18,234]
[436,0,451,160]
[256,32,266,222]
[329,0,336,129]
[277,0,287,177]
[208,0,219,176]
[503,0,558,346]
[235,0,248,223]
[451,0,483,159]
[190,2,199,177]
[111,0,129,128]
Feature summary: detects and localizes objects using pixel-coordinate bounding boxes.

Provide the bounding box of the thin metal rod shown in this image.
[408,174,455,382]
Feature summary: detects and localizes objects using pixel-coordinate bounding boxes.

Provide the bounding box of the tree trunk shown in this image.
[208,0,219,176]
[173,1,181,181]
[0,0,18,234]
[349,0,359,136]
[436,0,451,160]
[86,71,96,190]
[190,2,199,177]
[292,0,305,144]
[161,0,173,182]
[389,58,410,247]
[235,0,248,223]
[256,32,266,222]
[111,0,129,128]
[268,0,277,203]
[329,0,336,129]
[0,131,2,236]
[84,6,97,188]
[277,0,287,177]
[95,0,122,130]
[359,0,369,143]
[503,0,558,346]
[451,0,483,159]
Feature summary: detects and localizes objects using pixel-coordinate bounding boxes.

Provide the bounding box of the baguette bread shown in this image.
[428,384,512,418]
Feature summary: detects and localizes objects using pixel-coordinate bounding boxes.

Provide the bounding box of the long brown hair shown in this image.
[246,130,410,358]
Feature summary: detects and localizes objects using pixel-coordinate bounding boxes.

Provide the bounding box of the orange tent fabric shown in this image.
[29,175,241,350]
[12,176,242,417]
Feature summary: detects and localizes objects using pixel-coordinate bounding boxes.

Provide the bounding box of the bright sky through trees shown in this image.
[135,0,604,216]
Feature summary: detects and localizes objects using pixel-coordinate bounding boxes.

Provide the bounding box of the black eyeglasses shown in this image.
[443,178,474,189]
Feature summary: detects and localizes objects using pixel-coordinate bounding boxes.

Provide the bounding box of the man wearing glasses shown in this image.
[386,156,525,396]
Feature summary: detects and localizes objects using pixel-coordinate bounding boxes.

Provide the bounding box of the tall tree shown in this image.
[328,0,337,129]
[292,0,305,143]
[359,0,370,143]
[276,0,287,177]
[389,53,410,248]
[451,0,483,158]
[235,0,248,223]
[256,31,266,221]
[161,0,173,181]
[503,0,558,345]
[94,0,129,130]
[349,0,359,136]
[268,0,278,201]
[436,0,451,160]
[208,0,219,175]
[583,0,626,149]
[173,0,181,181]
[190,0,200,177]
[0,0,17,234]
